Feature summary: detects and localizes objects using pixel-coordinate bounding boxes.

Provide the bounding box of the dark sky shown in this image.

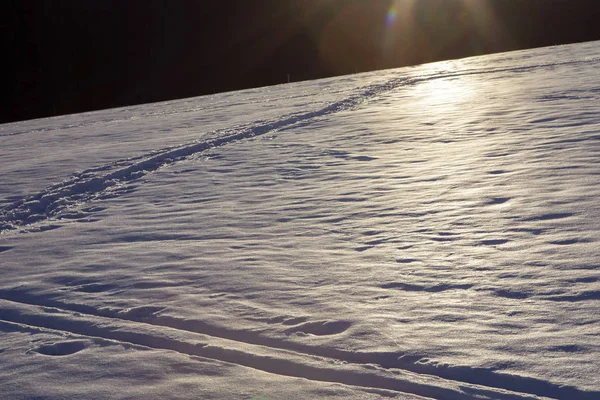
[3,0,600,123]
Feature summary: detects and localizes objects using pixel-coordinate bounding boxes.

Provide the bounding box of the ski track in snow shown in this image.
[0,293,590,400]
[2,55,598,234]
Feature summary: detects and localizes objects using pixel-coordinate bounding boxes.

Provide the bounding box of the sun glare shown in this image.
[316,0,512,76]
[421,77,472,105]
[412,60,478,109]
[381,0,512,64]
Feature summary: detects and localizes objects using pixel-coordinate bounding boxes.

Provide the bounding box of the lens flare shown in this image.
[386,6,398,27]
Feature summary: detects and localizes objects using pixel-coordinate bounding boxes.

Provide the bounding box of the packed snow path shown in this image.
[1,42,600,399]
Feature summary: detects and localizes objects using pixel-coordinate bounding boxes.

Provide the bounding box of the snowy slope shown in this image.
[1,41,600,400]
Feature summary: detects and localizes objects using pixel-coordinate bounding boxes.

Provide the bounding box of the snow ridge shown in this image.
[0,52,597,139]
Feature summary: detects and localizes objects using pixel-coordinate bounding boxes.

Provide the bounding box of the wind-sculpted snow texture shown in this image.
[1,42,600,399]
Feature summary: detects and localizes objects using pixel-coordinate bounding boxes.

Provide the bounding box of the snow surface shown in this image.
[1,41,600,399]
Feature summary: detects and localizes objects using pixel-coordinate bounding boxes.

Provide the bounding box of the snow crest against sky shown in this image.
[2,41,600,399]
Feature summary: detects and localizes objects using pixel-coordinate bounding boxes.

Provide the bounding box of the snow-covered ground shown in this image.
[2,41,600,399]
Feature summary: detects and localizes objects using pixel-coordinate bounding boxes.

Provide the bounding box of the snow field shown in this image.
[1,41,600,399]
